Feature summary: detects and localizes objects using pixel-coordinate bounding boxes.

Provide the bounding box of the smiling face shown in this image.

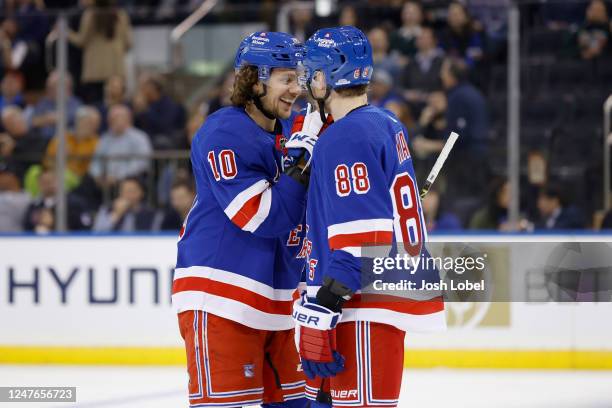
[257,68,302,119]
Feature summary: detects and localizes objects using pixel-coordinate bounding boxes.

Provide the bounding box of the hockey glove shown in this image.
[292,298,345,379]
[285,103,326,171]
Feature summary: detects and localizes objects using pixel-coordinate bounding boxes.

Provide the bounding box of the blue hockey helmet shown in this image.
[303,26,373,90]
[234,31,304,82]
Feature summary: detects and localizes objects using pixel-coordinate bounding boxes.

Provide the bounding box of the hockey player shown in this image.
[291,26,446,407]
[172,32,313,408]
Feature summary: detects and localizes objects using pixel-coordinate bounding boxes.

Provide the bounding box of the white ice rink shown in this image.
[1,365,611,408]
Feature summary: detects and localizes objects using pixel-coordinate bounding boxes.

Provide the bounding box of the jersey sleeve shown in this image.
[316,136,395,293]
[198,129,306,238]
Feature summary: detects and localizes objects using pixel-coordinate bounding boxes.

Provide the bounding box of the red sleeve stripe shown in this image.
[231,192,263,229]
[329,231,393,250]
[172,277,294,315]
[223,179,271,232]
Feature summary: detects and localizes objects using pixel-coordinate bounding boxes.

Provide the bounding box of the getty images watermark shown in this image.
[367,250,489,294]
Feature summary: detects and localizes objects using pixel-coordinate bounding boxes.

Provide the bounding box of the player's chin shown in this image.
[275,100,294,119]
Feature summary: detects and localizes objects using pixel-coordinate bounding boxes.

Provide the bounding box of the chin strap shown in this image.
[307,81,332,124]
[252,83,276,120]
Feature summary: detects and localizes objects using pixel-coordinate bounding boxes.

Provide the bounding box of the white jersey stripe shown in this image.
[172,291,294,331]
[243,188,272,232]
[342,307,446,333]
[223,179,270,220]
[327,218,393,239]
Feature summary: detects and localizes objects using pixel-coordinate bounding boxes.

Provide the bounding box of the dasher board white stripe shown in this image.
[224,179,270,219]
[172,291,294,331]
[327,219,393,239]
[174,266,296,301]
[243,188,272,232]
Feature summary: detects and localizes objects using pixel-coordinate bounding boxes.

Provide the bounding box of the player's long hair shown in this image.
[231,65,259,107]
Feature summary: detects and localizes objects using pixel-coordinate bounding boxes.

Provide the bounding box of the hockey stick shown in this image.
[419,131,459,199]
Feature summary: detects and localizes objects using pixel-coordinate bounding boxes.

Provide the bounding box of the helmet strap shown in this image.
[252,83,276,120]
[307,81,332,123]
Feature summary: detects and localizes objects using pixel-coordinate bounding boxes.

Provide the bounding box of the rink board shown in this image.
[1,234,611,369]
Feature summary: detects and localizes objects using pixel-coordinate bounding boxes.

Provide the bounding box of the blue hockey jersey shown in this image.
[302,105,446,332]
[172,107,307,330]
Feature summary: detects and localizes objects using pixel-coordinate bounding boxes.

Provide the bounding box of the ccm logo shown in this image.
[331,390,358,399]
[292,311,320,325]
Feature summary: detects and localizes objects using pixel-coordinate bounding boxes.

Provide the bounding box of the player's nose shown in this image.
[288,82,301,96]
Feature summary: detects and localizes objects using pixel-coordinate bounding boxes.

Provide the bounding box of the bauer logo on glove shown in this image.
[292,297,345,379]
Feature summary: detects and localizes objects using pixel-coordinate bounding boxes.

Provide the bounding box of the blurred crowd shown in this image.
[0,0,611,234]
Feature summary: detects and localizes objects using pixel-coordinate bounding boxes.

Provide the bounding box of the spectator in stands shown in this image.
[0,105,47,180]
[92,176,158,232]
[441,57,488,154]
[0,18,19,73]
[160,179,195,230]
[338,4,359,27]
[133,75,185,149]
[0,169,30,232]
[438,2,484,67]
[369,69,403,109]
[577,0,610,60]
[389,1,424,60]
[401,26,444,109]
[0,71,26,115]
[467,0,510,59]
[23,167,92,233]
[44,106,100,178]
[441,57,489,197]
[469,178,509,230]
[422,188,462,231]
[411,91,447,160]
[1,1,49,90]
[289,3,315,42]
[207,70,234,116]
[89,104,152,189]
[385,97,414,129]
[467,0,509,34]
[186,102,206,145]
[95,74,129,132]
[66,0,132,103]
[536,184,585,230]
[368,26,403,84]
[27,70,83,140]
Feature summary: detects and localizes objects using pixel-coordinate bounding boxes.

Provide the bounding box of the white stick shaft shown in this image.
[426,131,459,184]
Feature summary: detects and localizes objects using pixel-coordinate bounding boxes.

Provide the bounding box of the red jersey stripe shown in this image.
[172,277,294,315]
[328,231,394,250]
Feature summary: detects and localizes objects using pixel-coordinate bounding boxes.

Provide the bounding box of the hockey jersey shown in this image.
[303,105,446,333]
[172,107,307,331]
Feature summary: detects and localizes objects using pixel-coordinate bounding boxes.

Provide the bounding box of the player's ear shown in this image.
[311,71,327,96]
